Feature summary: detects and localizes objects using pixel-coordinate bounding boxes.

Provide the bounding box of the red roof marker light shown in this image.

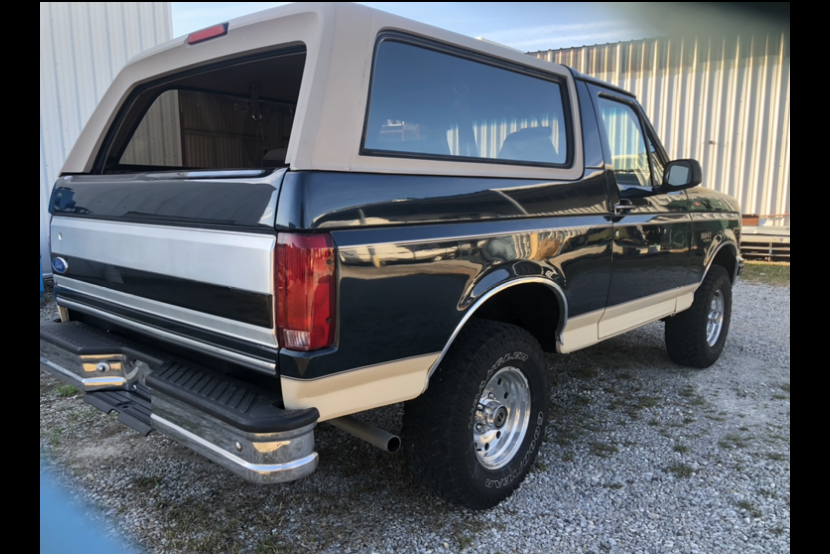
[187,23,228,45]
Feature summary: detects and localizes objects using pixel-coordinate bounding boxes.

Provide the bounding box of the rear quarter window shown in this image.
[100,47,306,173]
[120,89,295,170]
[363,38,569,166]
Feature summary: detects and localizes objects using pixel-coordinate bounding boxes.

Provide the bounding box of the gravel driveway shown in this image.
[40,280,790,554]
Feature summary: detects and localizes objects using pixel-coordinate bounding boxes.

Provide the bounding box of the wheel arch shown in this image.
[705,240,740,284]
[427,278,567,380]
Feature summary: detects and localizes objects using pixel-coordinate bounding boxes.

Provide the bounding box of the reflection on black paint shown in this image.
[50,174,283,232]
[281,220,614,379]
[53,164,738,383]
[276,170,610,230]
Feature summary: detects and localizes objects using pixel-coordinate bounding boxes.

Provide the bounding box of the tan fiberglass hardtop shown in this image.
[62,1,584,182]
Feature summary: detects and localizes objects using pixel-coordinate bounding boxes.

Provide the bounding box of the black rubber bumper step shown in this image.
[85,387,154,436]
[41,321,128,354]
[146,362,319,433]
[40,321,164,364]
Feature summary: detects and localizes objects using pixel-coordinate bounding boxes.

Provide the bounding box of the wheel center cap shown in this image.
[493,406,508,428]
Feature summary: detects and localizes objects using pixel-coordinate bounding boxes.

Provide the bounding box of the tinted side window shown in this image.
[364,39,568,165]
[596,97,650,187]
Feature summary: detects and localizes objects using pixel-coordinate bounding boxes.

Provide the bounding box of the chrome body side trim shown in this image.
[50,217,276,294]
[57,277,277,349]
[57,298,276,374]
[427,277,568,379]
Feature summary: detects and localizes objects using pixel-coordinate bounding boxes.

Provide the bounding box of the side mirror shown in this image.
[662,159,702,191]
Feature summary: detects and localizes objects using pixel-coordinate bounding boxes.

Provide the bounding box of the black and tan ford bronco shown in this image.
[40,2,743,509]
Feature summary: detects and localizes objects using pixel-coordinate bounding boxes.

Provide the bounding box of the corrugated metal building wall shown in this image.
[40,2,172,268]
[531,33,790,226]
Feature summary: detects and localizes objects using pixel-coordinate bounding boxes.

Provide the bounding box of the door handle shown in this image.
[613,200,634,214]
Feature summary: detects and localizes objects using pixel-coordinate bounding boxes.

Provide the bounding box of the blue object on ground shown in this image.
[40,466,138,554]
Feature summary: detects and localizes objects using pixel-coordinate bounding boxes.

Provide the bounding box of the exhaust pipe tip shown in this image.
[328,415,401,454]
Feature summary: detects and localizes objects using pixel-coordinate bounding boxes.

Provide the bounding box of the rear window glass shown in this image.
[103,48,305,173]
[364,40,569,166]
[120,89,295,169]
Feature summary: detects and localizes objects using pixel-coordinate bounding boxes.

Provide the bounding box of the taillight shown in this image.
[276,233,336,351]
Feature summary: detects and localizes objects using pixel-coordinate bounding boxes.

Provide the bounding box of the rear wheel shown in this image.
[665,265,732,368]
[403,320,549,510]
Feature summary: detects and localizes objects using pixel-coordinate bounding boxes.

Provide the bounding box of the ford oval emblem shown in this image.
[52,257,69,274]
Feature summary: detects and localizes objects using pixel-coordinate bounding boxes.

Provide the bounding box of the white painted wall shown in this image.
[40,2,172,272]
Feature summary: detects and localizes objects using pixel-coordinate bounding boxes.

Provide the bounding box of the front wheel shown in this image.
[402,320,549,510]
[665,265,732,368]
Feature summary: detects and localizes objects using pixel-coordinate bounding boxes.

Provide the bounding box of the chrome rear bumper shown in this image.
[40,321,319,484]
[152,392,318,484]
[39,322,153,392]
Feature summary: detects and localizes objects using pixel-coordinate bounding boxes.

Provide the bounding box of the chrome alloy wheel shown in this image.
[473,367,531,470]
[707,290,725,346]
